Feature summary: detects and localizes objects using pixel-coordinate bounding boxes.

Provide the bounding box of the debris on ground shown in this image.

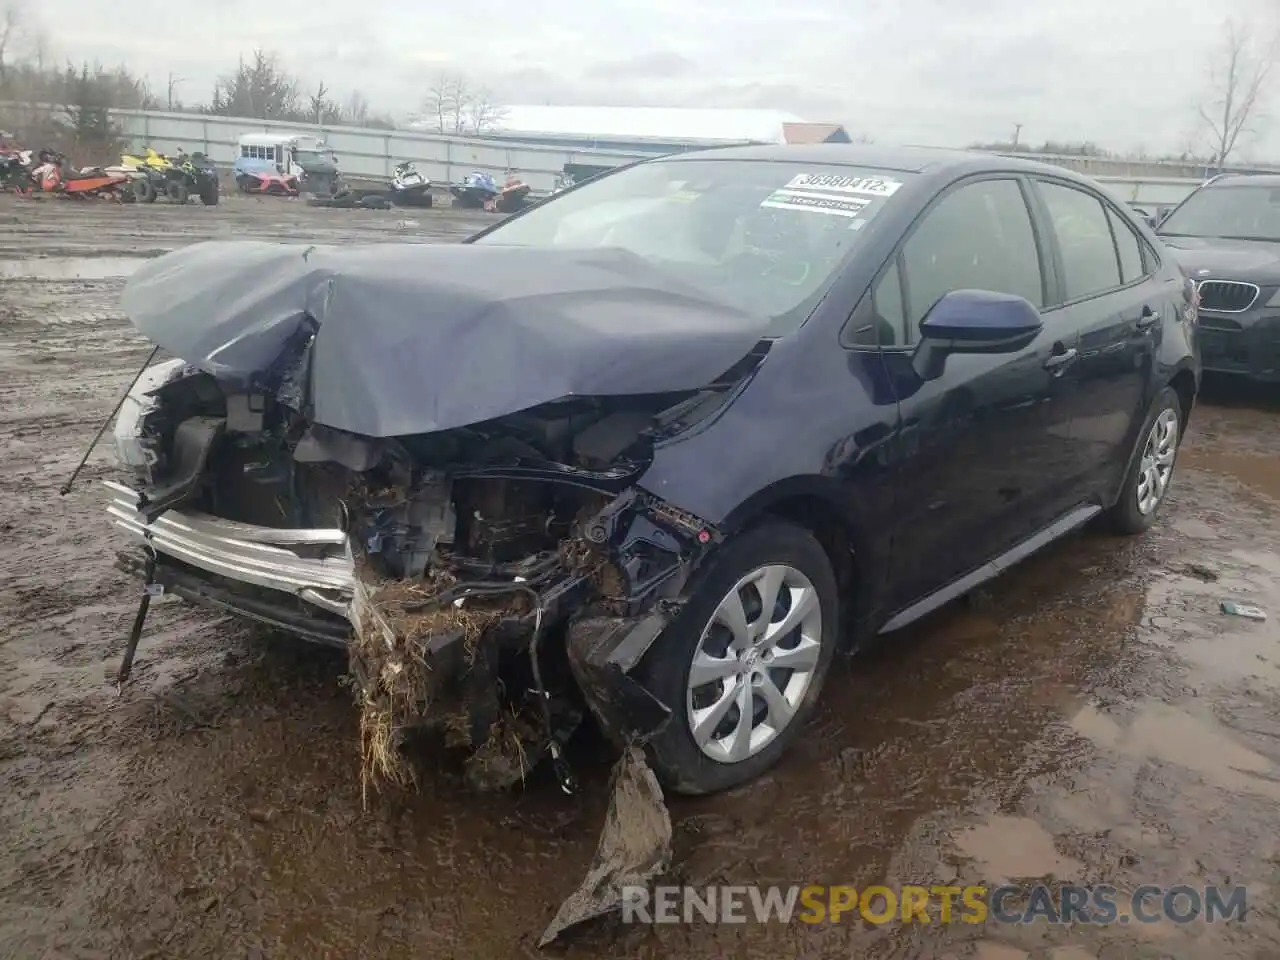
[1184,562,1221,582]
[1220,601,1267,621]
[539,745,673,946]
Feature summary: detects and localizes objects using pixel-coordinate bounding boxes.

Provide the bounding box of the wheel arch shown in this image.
[716,475,877,648]
[1169,365,1197,438]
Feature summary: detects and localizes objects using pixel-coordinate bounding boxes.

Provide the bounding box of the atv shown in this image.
[115,148,220,205]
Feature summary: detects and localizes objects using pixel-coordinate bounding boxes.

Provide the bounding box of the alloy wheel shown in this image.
[1136,407,1179,515]
[685,564,823,764]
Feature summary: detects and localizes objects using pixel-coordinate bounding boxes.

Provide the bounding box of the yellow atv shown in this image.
[118,148,219,205]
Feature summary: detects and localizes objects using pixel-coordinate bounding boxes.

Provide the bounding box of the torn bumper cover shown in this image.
[106,476,688,745]
[565,613,674,744]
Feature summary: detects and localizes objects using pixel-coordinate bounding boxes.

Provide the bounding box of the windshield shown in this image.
[473,158,912,335]
[1159,184,1280,242]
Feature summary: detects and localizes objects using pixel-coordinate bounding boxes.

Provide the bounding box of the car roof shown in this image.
[654,142,1078,178]
[1202,173,1280,188]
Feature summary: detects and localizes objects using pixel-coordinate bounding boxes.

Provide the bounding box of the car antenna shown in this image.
[59,345,160,496]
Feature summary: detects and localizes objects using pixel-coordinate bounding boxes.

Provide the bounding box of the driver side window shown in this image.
[894,178,1044,345]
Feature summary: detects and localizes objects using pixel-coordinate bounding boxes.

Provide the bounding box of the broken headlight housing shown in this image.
[111,357,189,483]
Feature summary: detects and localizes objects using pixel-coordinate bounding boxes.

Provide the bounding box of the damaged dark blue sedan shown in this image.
[104,144,1200,803]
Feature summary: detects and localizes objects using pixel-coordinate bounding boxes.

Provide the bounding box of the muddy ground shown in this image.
[1,195,1279,960]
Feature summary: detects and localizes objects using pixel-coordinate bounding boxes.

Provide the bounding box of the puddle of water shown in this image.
[1137,552,1280,684]
[1171,517,1221,540]
[0,257,147,280]
[1069,701,1279,798]
[973,941,1031,960]
[1047,948,1098,960]
[953,815,1084,881]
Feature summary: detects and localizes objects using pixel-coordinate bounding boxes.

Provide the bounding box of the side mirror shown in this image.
[913,289,1043,381]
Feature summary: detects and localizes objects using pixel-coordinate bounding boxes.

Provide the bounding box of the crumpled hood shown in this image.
[121,241,770,438]
[1160,235,1280,282]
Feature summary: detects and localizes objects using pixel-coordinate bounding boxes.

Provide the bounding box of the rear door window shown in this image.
[1037,181,1122,300]
[1107,207,1148,284]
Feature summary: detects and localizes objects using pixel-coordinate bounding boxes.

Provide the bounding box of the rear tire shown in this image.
[199,180,219,206]
[1108,386,1183,535]
[634,521,839,795]
[166,180,189,204]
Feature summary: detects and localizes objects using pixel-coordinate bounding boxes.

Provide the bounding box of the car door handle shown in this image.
[1044,347,1078,371]
[1135,306,1158,330]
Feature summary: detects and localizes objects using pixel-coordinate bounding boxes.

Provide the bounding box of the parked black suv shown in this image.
[1157,173,1280,382]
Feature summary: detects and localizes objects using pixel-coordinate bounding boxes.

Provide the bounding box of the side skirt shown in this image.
[877,503,1103,635]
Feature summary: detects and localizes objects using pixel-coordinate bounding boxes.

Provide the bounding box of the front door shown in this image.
[870,176,1080,613]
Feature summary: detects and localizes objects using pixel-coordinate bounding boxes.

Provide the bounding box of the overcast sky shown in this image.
[20,0,1280,157]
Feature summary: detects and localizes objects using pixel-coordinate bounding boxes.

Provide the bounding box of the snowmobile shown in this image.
[388,161,433,208]
[449,170,499,209]
[30,151,132,199]
[450,170,532,213]
[0,147,35,195]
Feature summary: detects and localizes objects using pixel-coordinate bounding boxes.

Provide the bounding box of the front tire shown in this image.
[635,521,838,795]
[132,177,156,203]
[1109,386,1183,535]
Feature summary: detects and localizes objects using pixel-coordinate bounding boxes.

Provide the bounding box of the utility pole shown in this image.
[1011,122,1023,151]
[167,73,184,111]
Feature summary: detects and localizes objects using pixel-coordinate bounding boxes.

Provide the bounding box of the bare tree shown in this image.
[307,81,341,124]
[424,72,472,133]
[423,73,506,135]
[344,89,370,126]
[0,2,23,88]
[464,86,506,135]
[1197,19,1280,168]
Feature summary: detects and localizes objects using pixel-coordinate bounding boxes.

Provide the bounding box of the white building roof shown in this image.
[490,106,809,144]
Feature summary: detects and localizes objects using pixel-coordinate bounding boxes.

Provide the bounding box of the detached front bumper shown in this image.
[104,479,355,644]
[565,613,675,745]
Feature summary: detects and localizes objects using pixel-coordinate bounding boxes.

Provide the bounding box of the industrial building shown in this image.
[404,105,852,156]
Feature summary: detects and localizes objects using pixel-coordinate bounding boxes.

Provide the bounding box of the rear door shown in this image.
[866,176,1081,614]
[1028,178,1162,499]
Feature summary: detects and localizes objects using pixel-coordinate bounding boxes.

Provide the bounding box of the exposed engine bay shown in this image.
[108,338,767,796]
[100,239,780,942]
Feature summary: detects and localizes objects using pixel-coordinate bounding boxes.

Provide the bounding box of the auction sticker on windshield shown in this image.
[782,173,903,197]
[761,190,870,218]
